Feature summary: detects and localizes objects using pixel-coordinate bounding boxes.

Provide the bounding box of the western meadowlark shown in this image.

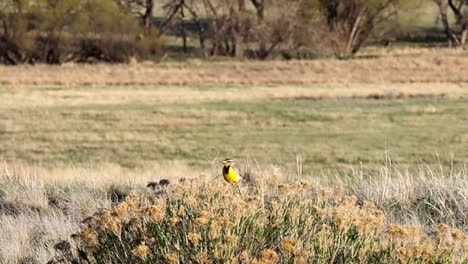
[222,158,240,184]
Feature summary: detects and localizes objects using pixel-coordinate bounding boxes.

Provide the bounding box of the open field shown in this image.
[1,52,468,263]
[1,82,468,171]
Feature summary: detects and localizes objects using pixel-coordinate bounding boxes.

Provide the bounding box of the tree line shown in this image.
[0,0,467,64]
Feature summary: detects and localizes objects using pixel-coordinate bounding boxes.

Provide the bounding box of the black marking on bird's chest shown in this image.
[223,165,230,175]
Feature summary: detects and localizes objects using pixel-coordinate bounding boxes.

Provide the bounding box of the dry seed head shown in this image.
[271,201,281,212]
[124,193,140,206]
[373,209,385,220]
[225,235,238,244]
[395,246,410,262]
[111,202,129,219]
[145,205,165,223]
[388,224,410,238]
[209,221,221,238]
[333,187,347,201]
[199,174,208,181]
[187,232,203,246]
[179,178,187,184]
[194,217,209,227]
[318,188,333,200]
[172,185,186,196]
[169,216,180,227]
[344,195,358,206]
[437,224,452,244]
[224,220,236,229]
[313,206,327,216]
[438,224,450,234]
[451,228,465,241]
[132,242,149,260]
[462,239,468,252]
[278,184,290,195]
[363,201,376,210]
[177,205,186,216]
[281,237,297,255]
[421,242,435,260]
[271,220,283,229]
[299,181,310,189]
[195,252,212,264]
[95,209,111,222]
[185,197,197,207]
[294,252,311,264]
[104,218,122,235]
[80,228,99,248]
[239,250,251,262]
[214,244,228,259]
[259,249,279,263]
[164,252,179,264]
[199,210,210,218]
[229,256,240,264]
[290,208,301,218]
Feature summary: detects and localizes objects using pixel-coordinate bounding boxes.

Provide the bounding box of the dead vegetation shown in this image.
[0,53,468,87]
[1,162,467,263]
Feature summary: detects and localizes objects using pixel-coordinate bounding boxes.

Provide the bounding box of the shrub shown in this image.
[0,0,162,64]
[49,180,468,263]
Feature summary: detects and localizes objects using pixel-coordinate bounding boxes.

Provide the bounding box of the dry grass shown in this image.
[1,162,467,263]
[1,83,467,109]
[1,53,468,87]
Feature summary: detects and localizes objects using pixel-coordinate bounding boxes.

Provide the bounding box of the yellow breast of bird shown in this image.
[223,165,239,184]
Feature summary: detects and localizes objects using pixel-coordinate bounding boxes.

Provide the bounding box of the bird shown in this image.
[222,158,241,184]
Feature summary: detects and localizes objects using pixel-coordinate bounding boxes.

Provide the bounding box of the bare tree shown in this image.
[302,0,399,57]
[116,0,155,33]
[448,0,468,47]
[251,0,300,59]
[160,0,210,54]
[433,0,467,47]
[201,0,249,56]
[0,0,27,64]
[434,0,457,46]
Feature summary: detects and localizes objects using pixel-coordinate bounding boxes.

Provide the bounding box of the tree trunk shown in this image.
[251,0,266,58]
[257,5,266,58]
[460,27,467,48]
[446,0,468,48]
[183,3,206,55]
[347,7,366,55]
[180,3,187,53]
[144,0,154,33]
[234,0,245,58]
[436,1,459,46]
[211,20,220,56]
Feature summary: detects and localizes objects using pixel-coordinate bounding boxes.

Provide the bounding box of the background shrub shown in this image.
[0,0,162,64]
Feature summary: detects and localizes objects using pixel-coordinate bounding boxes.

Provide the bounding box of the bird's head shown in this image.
[222,158,235,166]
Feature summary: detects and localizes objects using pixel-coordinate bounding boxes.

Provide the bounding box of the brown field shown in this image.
[1,52,468,87]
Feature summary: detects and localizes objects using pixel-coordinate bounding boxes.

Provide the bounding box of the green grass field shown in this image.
[1,84,467,172]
